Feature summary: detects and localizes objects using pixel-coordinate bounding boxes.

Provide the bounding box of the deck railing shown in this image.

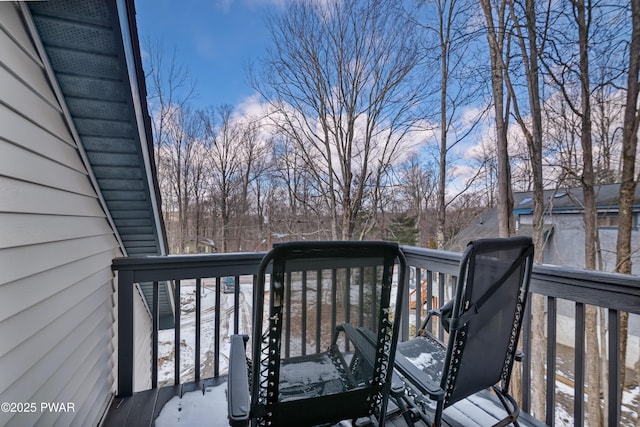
[112,244,640,426]
[113,252,264,395]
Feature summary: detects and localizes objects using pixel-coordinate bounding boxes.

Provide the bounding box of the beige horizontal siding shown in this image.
[0,135,95,196]
[4,302,113,427]
[0,105,83,172]
[0,4,152,426]
[0,263,116,356]
[0,3,37,59]
[0,22,56,106]
[0,176,106,217]
[0,213,113,249]
[0,213,114,249]
[0,65,71,141]
[0,235,119,288]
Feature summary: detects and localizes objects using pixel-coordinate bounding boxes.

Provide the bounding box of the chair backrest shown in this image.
[250,241,407,426]
[441,236,534,408]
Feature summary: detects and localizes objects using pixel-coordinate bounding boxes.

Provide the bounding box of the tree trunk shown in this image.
[503,0,547,416]
[574,1,601,424]
[480,0,514,240]
[437,0,449,249]
[616,0,640,400]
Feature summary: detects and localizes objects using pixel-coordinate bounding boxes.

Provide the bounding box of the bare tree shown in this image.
[188,119,207,253]
[615,0,640,410]
[144,39,196,253]
[156,106,201,253]
[268,134,325,239]
[145,41,194,177]
[573,1,600,422]
[592,83,623,185]
[256,0,424,240]
[235,119,269,251]
[415,0,486,249]
[541,1,601,423]
[466,137,499,208]
[500,0,549,416]
[202,106,244,253]
[397,154,436,247]
[480,0,516,238]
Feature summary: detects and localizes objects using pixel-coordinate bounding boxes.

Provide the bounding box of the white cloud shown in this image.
[234,93,268,120]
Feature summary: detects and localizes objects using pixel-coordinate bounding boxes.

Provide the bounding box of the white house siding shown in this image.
[0,3,150,425]
[133,285,153,392]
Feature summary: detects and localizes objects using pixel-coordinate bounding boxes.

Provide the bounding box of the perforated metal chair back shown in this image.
[248,241,407,427]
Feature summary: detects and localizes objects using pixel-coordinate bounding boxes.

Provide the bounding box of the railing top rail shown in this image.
[400,245,462,275]
[112,251,267,282]
[532,263,640,314]
[113,251,267,267]
[113,244,640,313]
[402,244,640,314]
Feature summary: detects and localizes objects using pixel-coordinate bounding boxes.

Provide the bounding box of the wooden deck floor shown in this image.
[102,377,548,427]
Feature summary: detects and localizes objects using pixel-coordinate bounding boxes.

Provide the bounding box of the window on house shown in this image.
[597,214,619,228]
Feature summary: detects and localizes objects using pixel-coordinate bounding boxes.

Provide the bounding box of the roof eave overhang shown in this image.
[116,0,167,256]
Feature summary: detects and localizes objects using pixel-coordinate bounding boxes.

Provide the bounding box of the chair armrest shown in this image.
[336,323,377,368]
[227,334,250,427]
[342,325,445,402]
[394,351,445,402]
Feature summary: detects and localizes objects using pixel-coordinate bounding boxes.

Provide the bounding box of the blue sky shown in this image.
[135,0,280,109]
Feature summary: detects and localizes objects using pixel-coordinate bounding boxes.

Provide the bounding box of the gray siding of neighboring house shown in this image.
[0,3,150,426]
[520,212,640,367]
[520,212,640,273]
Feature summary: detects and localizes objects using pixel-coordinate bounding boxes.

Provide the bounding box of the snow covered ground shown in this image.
[155,383,228,427]
[157,278,253,386]
[554,378,639,426]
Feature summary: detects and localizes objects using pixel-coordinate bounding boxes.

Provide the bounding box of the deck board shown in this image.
[152,385,182,421]
[102,377,548,427]
[126,388,159,427]
[102,392,135,426]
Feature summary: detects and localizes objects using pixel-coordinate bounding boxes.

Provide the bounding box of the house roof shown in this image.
[513,183,640,214]
[445,205,554,253]
[26,0,173,325]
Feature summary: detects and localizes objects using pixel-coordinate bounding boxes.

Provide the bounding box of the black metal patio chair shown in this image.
[391,236,534,427]
[227,241,407,427]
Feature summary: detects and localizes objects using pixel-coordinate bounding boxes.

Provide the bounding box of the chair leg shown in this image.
[390,385,417,427]
[389,383,434,427]
[491,386,521,427]
[433,400,446,427]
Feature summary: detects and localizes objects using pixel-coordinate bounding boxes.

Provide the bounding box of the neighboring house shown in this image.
[0,1,170,426]
[449,183,640,273]
[448,183,640,368]
[183,238,217,254]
